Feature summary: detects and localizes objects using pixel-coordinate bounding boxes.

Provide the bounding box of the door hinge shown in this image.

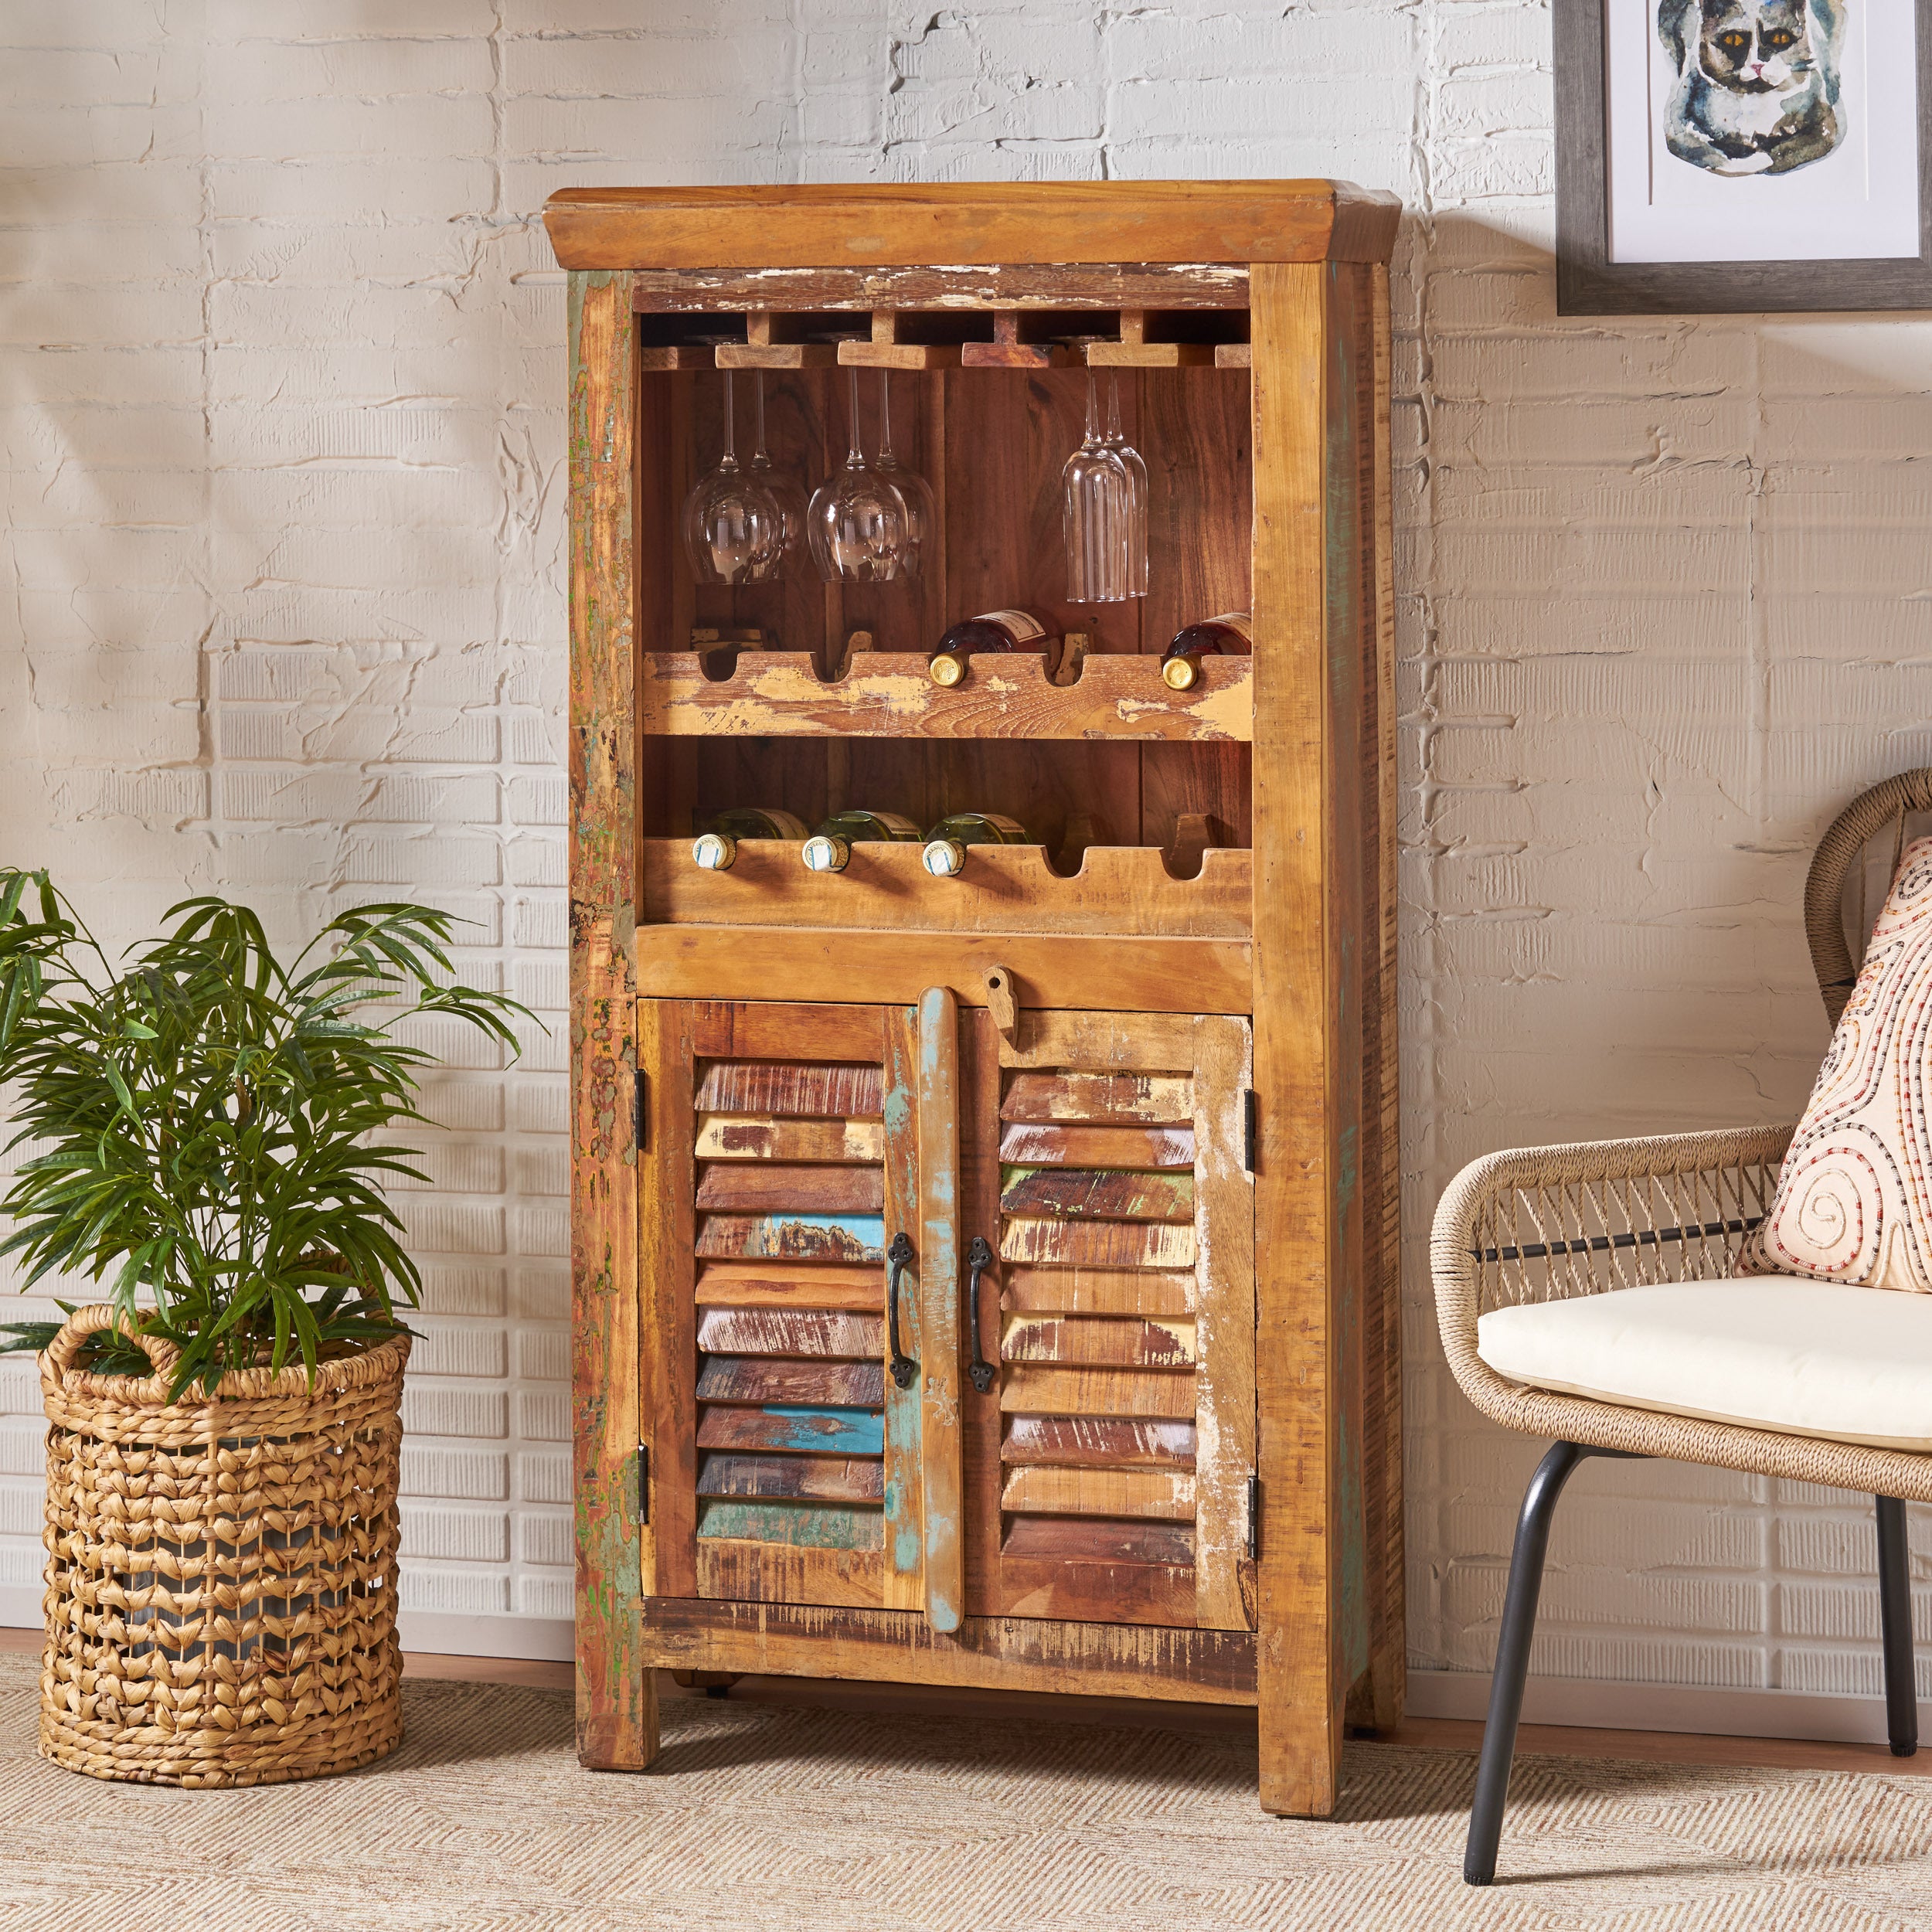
[1245,1473,1260,1560]
[1243,1089,1257,1173]
[637,1443,650,1525]
[633,1070,648,1153]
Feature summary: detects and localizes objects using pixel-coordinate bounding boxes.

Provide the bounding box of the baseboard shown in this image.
[1406,1667,1895,1747]
[0,1586,573,1668]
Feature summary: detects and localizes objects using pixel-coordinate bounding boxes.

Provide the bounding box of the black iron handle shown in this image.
[966,1234,997,1395]
[886,1230,917,1389]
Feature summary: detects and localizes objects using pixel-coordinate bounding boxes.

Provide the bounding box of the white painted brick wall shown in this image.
[2,0,1927,1697]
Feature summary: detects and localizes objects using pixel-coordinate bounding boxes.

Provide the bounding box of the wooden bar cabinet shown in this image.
[546,181,1401,1817]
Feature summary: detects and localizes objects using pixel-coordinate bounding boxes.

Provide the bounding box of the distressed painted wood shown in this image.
[695,1162,886,1213]
[1000,1466,1197,1519]
[695,1539,886,1610]
[568,267,651,1773]
[638,649,1253,741]
[696,1357,886,1408]
[638,1597,1260,1703]
[881,1003,925,1612]
[995,1556,1198,1626]
[638,1001,699,1601]
[995,1006,1202,1071]
[999,1071,1195,1126]
[1192,1015,1259,1634]
[917,986,965,1634]
[696,1498,886,1551]
[996,1123,1196,1169]
[692,1061,885,1120]
[1000,1314,1197,1368]
[689,1002,886,1063]
[1001,1266,1196,1318]
[697,1454,886,1504]
[1003,1514,1196,1568]
[696,1404,886,1458]
[636,927,1255,1018]
[999,1166,1196,1223]
[642,841,1253,943]
[694,1116,886,1164]
[692,1261,881,1309]
[1002,1416,1198,1468]
[999,1365,1196,1420]
[693,1306,885,1360]
[998,1218,1199,1270]
[693,1212,886,1264]
[633,264,1255,313]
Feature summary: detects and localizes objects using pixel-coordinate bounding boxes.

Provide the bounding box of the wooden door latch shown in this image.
[982,962,1019,1046]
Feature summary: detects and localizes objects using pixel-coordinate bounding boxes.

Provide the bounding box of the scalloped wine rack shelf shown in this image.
[637,651,1252,743]
[640,838,1253,940]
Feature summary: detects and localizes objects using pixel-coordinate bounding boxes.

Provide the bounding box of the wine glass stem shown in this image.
[846,366,863,464]
[1107,372,1122,440]
[1085,369,1100,444]
[879,370,893,461]
[722,369,736,462]
[753,370,768,462]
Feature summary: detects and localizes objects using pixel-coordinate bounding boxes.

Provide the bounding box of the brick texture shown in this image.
[1,1,1926,1692]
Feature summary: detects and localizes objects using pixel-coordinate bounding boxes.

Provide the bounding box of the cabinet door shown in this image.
[963,1009,1257,1631]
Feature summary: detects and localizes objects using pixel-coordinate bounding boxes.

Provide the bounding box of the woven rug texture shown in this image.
[4,1653,1932,1930]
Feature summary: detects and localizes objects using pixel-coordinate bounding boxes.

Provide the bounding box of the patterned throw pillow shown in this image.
[1753,835,1932,1291]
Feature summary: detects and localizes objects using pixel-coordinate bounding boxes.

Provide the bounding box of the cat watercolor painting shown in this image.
[1657,0,1847,173]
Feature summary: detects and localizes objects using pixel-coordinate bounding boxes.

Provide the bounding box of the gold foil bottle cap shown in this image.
[928,651,967,688]
[1161,654,1199,691]
[691,832,736,871]
[801,835,849,874]
[921,838,966,877]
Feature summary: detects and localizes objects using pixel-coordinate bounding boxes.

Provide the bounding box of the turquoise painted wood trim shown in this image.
[881,1008,924,1589]
[753,1406,886,1456]
[696,1498,886,1551]
[917,985,964,1635]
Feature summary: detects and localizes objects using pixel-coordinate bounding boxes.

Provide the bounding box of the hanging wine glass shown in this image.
[681,369,789,585]
[1104,372,1149,598]
[874,371,937,580]
[747,371,809,577]
[1063,369,1135,602]
[808,366,910,583]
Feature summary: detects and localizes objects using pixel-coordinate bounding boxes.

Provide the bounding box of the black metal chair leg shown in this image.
[1876,1495,1917,1759]
[1464,1442,1641,1886]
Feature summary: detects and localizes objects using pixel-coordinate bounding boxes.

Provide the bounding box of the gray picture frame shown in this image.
[1556,0,1932,313]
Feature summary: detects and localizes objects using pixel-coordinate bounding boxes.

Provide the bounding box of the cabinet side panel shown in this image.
[1250,260,1338,1818]
[569,269,655,1770]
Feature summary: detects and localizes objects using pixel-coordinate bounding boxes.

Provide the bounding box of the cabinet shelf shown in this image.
[641,838,1252,940]
[638,650,1252,743]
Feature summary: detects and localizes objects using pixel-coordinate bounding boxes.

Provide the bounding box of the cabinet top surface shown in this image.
[543,179,1401,274]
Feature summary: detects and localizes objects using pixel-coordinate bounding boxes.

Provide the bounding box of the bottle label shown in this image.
[975,610,1047,645]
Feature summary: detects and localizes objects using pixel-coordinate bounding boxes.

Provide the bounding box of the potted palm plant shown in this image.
[0,871,526,1787]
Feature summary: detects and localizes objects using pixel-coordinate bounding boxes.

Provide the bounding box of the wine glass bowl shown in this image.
[681,369,791,586]
[808,367,911,583]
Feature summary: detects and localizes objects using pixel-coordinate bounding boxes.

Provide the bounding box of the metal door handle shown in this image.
[966,1235,996,1395]
[886,1230,917,1389]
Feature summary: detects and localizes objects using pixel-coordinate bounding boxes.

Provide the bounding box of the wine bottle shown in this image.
[921,811,1031,878]
[691,806,809,872]
[927,611,1057,687]
[801,808,922,874]
[1159,611,1253,691]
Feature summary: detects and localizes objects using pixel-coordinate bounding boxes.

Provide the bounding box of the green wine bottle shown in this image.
[801,809,923,874]
[691,806,809,872]
[920,811,1031,878]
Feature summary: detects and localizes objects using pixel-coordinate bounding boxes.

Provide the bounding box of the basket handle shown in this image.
[44,1304,182,1386]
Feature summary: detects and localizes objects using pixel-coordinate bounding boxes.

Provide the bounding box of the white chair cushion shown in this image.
[1476,1278,1932,1452]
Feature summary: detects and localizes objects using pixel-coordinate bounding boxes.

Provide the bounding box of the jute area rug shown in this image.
[3,1655,1930,1931]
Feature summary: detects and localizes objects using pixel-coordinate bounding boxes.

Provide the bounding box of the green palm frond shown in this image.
[0,870,538,1399]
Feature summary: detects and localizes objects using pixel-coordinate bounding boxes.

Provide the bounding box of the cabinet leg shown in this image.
[1257,1686,1342,1818]
[576,1638,660,1772]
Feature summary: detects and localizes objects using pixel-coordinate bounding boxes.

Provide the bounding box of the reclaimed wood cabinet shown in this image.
[547,181,1401,1817]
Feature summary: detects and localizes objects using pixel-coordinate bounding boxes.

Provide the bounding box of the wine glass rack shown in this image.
[550,179,1401,1820]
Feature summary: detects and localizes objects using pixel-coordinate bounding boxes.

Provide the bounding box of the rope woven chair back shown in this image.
[1804,767,1932,1026]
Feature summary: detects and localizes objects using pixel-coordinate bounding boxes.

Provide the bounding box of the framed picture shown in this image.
[1556,0,1932,311]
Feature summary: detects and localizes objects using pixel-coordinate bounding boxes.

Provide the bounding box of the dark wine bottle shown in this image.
[927,610,1056,687]
[690,806,808,872]
[1159,611,1253,691]
[920,811,1030,878]
[801,809,922,874]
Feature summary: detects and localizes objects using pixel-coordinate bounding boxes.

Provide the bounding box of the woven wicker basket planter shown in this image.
[37,1305,410,1787]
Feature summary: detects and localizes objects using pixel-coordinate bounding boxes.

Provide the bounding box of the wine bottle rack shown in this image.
[640,839,1252,939]
[555,179,1400,1822]
[638,649,1253,742]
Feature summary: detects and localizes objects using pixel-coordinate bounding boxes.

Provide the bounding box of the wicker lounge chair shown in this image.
[1431,769,1932,1886]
